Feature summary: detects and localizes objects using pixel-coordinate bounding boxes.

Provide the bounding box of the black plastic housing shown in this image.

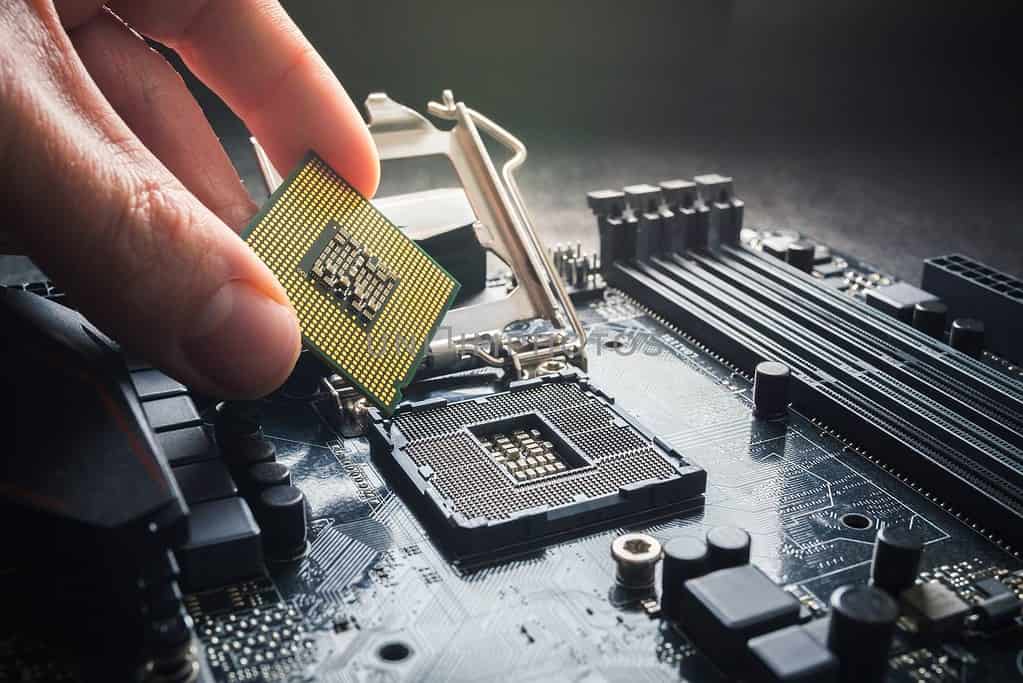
[369,372,706,558]
[922,254,1023,363]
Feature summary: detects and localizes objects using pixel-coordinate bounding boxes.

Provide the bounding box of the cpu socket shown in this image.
[370,372,706,557]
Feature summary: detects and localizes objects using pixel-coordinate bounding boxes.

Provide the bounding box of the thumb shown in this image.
[32,171,301,398]
[3,2,301,398]
[8,117,301,400]
[30,169,301,398]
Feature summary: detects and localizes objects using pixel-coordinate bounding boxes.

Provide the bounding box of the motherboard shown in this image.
[2,92,1022,683]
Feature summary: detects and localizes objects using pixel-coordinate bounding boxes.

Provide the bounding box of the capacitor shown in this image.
[705,525,751,571]
[256,485,309,563]
[244,461,292,497]
[753,361,791,420]
[827,585,898,683]
[610,532,662,590]
[214,402,263,451]
[226,436,277,471]
[912,300,948,339]
[869,525,923,597]
[660,536,709,619]
[949,317,984,357]
[785,241,815,273]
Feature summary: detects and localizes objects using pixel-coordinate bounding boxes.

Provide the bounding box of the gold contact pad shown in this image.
[243,153,459,411]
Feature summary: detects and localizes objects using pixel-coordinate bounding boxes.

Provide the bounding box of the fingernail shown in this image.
[182,280,300,397]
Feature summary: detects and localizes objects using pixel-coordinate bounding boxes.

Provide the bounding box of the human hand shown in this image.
[0,0,378,397]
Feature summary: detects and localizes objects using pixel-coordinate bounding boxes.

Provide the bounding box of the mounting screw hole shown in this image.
[604,339,625,349]
[378,641,413,662]
[840,512,873,530]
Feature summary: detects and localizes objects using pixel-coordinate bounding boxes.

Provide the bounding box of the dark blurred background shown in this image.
[6,0,1021,287]
[265,0,1023,283]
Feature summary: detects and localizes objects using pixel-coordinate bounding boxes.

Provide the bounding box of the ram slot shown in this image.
[609,259,1023,548]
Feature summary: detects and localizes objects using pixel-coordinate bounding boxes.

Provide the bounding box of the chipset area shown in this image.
[370,372,707,556]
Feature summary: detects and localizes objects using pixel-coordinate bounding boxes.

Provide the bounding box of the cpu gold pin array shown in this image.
[243,152,460,412]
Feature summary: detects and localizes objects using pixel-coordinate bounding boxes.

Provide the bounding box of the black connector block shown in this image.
[695,174,744,248]
[588,190,627,276]
[922,254,1023,363]
[625,184,665,261]
[369,372,706,558]
[660,179,711,254]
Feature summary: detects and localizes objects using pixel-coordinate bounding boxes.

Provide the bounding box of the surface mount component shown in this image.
[863,281,939,323]
[900,581,970,635]
[242,152,460,413]
[747,624,839,683]
[369,372,706,556]
[303,221,400,328]
[785,240,816,273]
[678,564,801,670]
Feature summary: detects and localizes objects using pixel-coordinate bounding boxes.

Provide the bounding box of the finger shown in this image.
[111,0,380,196]
[70,10,256,230]
[53,0,105,30]
[5,1,300,397]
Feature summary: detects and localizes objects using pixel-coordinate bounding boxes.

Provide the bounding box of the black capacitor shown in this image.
[913,300,948,339]
[753,361,791,420]
[949,317,984,357]
[256,485,308,562]
[245,461,292,496]
[661,536,710,620]
[227,436,277,471]
[827,585,898,683]
[976,592,1022,629]
[785,241,815,273]
[214,402,263,449]
[870,525,923,597]
[705,526,751,571]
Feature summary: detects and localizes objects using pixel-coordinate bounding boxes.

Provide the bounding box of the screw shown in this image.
[611,532,663,590]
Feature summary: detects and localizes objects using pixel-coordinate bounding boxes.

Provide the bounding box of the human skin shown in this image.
[0,0,379,397]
